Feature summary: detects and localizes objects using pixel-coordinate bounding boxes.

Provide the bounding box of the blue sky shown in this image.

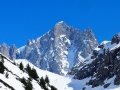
[0,0,120,47]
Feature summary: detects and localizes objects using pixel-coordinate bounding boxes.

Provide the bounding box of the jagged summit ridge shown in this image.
[0,21,98,75]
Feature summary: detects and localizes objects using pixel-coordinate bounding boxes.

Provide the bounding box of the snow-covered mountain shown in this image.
[1,23,120,90]
[70,32,120,90]
[1,41,120,90]
[0,53,95,90]
[0,21,98,75]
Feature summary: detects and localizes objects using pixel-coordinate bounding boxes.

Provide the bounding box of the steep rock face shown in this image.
[73,33,120,89]
[0,21,98,75]
[0,43,18,60]
[0,43,10,58]
[111,33,120,44]
[9,44,18,60]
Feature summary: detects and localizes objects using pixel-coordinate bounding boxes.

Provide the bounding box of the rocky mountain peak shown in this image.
[1,43,8,47]
[27,39,35,46]
[0,21,98,75]
[53,21,69,37]
[111,33,120,44]
[0,43,10,58]
[55,21,66,26]
[10,44,17,60]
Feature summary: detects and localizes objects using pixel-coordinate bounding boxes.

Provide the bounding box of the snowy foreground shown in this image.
[15,59,87,90]
[0,55,120,90]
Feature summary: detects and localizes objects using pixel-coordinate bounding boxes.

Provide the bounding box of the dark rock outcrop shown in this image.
[74,37,120,88]
[111,33,120,44]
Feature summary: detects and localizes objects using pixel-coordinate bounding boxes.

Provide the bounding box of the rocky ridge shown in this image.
[0,21,98,75]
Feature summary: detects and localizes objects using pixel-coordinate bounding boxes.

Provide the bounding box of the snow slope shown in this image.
[0,54,42,90]
[0,53,88,90]
[15,59,88,90]
[0,52,120,90]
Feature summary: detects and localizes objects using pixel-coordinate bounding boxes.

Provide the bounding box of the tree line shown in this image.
[19,62,57,90]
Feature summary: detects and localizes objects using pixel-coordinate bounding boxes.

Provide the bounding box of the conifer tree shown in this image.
[19,62,24,70]
[51,85,57,90]
[1,56,4,63]
[40,77,46,89]
[21,77,27,86]
[31,68,39,80]
[45,75,49,85]
[25,80,33,90]
[0,62,5,74]
[26,64,32,76]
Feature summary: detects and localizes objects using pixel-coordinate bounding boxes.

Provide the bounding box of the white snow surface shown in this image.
[67,41,76,70]
[15,59,85,90]
[56,21,64,25]
[99,40,120,51]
